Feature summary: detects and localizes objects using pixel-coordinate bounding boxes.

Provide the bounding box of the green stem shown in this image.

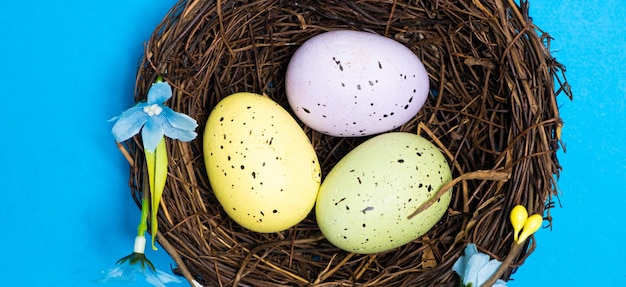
[137,191,150,237]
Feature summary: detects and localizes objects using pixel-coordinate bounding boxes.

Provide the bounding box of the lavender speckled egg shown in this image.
[285,30,429,137]
[315,132,452,254]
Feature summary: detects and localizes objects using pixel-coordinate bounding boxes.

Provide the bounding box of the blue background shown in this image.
[1,0,623,286]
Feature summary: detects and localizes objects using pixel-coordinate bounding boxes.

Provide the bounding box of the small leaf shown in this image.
[421,240,438,268]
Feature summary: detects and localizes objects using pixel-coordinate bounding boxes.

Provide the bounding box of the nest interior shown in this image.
[125,0,570,286]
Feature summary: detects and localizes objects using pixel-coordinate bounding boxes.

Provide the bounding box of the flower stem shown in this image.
[137,186,150,237]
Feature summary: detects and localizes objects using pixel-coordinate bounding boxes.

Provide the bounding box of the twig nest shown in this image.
[125,0,570,286]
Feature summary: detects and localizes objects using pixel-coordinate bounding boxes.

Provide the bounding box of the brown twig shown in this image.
[481,242,524,287]
[408,170,511,220]
[116,141,135,167]
[157,232,197,286]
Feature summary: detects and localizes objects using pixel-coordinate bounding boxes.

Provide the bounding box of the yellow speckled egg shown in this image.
[316,132,452,253]
[203,92,322,233]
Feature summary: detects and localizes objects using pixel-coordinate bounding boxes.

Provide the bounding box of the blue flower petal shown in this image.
[464,252,490,285]
[476,259,502,286]
[452,244,509,287]
[142,120,165,151]
[98,259,181,287]
[453,244,478,280]
[161,107,198,131]
[146,270,182,287]
[111,105,149,142]
[99,266,134,283]
[147,82,173,104]
[162,125,197,142]
[452,254,466,278]
[464,243,479,258]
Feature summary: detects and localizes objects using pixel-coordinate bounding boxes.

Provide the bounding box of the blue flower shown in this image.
[98,253,182,287]
[98,236,182,287]
[453,244,508,287]
[106,80,192,286]
[110,81,198,151]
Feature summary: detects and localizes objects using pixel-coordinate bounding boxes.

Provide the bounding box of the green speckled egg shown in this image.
[203,92,322,233]
[315,132,451,253]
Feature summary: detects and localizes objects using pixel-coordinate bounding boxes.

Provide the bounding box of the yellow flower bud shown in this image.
[510,205,528,242]
[517,214,543,243]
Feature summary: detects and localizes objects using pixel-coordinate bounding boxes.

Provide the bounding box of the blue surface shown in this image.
[1,0,623,286]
